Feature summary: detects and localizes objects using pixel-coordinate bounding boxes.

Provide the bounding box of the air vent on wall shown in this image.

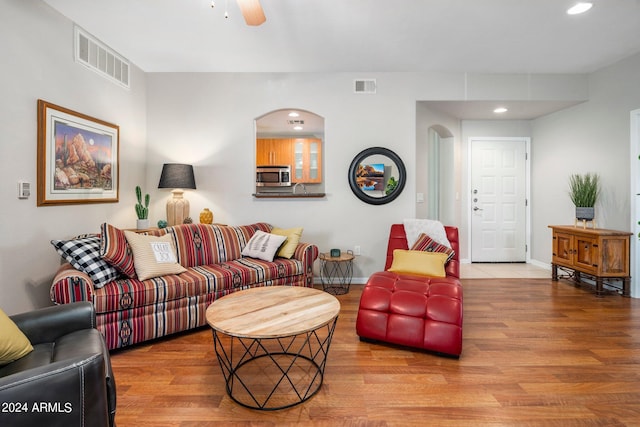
[354,79,376,94]
[74,26,130,89]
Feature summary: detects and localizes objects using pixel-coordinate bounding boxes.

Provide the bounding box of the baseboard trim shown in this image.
[313,277,369,286]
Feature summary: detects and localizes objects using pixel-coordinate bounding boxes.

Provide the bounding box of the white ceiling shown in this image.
[42,0,640,119]
[256,109,325,137]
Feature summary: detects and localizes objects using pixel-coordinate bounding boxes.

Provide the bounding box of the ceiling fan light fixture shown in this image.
[567,2,593,15]
[237,0,266,26]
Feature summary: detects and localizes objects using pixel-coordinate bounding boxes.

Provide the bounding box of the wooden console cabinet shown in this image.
[549,225,631,297]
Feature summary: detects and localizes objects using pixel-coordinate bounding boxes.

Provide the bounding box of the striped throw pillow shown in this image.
[410,233,455,263]
[100,223,137,278]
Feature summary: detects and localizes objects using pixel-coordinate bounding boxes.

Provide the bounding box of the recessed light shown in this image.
[494,107,508,114]
[567,2,593,15]
[288,112,300,117]
[293,126,303,130]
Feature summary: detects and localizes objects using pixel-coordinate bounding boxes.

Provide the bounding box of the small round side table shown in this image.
[319,251,355,295]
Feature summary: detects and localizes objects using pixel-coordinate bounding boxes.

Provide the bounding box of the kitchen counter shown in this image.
[253,192,326,199]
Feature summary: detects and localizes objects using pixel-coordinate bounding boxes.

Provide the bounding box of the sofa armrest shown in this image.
[292,242,319,282]
[0,354,110,427]
[50,263,95,305]
[10,302,95,345]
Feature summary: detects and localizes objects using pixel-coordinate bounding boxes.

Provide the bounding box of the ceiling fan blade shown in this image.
[237,0,266,26]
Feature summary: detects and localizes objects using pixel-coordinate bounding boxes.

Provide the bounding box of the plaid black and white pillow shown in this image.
[52,235,119,288]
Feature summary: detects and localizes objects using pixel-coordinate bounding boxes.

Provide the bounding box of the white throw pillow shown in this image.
[241,230,287,262]
[124,231,187,280]
[403,218,451,248]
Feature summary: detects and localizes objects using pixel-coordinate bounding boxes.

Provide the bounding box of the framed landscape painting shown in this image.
[37,100,119,206]
[357,163,385,191]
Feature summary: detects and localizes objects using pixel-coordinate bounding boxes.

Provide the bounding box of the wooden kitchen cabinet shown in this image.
[257,138,323,183]
[549,225,631,296]
[256,139,293,166]
[292,138,322,183]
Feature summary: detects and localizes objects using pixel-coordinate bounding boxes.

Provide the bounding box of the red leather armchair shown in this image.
[356,224,463,357]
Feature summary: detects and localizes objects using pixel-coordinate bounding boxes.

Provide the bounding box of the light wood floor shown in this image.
[110,278,640,426]
[460,262,550,279]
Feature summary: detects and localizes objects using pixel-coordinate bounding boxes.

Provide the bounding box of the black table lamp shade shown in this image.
[158,163,196,189]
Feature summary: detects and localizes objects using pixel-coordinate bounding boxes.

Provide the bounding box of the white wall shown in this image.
[0,2,147,314]
[144,72,420,282]
[415,103,461,222]
[6,3,635,313]
[531,53,640,286]
[144,73,588,282]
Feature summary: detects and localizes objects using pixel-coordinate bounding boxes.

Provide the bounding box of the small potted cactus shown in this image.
[135,185,150,229]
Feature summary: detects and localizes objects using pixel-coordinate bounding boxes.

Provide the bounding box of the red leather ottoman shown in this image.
[356,270,463,357]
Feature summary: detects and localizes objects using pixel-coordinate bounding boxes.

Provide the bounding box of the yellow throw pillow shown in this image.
[388,250,448,277]
[124,231,187,281]
[271,227,303,259]
[0,309,33,366]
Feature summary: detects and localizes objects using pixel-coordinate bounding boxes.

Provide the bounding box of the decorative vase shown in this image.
[200,208,213,224]
[575,207,595,221]
[136,219,150,230]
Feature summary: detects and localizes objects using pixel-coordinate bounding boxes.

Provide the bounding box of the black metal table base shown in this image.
[320,259,353,295]
[212,317,338,410]
[552,264,630,297]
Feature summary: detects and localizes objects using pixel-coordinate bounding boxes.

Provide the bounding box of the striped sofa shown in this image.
[50,222,318,350]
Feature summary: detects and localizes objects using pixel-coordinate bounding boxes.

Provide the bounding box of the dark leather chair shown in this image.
[0,302,116,427]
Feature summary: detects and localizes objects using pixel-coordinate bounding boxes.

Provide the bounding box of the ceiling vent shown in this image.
[74,26,130,89]
[354,79,376,94]
[287,119,305,125]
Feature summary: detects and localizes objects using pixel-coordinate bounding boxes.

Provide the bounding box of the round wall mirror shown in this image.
[348,147,406,205]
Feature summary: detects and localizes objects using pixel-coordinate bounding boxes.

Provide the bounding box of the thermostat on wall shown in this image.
[18,181,30,199]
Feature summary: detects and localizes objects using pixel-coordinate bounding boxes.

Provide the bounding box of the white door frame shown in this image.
[467,136,531,263]
[629,109,640,298]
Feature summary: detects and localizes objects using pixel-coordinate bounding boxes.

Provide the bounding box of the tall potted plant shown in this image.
[135,185,150,229]
[569,173,600,222]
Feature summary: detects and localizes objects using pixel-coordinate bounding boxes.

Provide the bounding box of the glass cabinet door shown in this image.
[309,141,319,180]
[291,138,322,183]
[294,141,304,180]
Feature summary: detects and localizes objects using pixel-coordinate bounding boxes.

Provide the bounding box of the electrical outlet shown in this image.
[354,245,361,256]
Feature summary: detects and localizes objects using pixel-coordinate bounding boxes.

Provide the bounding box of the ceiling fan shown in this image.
[237,0,266,26]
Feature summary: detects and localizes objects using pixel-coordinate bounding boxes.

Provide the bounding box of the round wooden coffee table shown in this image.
[206,286,340,410]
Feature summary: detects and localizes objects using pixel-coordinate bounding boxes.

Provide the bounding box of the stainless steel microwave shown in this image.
[256,165,291,187]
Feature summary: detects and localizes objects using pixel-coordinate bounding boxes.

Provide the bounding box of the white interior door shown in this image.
[471,138,527,262]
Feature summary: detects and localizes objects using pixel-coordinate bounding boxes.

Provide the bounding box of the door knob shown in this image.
[473,207,483,211]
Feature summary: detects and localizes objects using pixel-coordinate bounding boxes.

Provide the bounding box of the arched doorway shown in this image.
[426,125,455,223]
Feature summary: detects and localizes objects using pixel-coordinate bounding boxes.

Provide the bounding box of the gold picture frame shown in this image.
[37,99,119,206]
